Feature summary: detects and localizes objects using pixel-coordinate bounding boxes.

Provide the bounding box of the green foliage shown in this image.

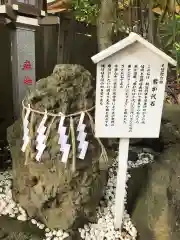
[159,15,180,73]
[71,0,180,76]
[72,0,100,24]
[159,15,180,53]
[174,42,180,76]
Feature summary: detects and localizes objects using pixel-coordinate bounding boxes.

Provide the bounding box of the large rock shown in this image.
[7,65,108,230]
[130,104,180,239]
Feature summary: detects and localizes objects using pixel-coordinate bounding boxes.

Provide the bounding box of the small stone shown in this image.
[31,219,37,224]
[80,229,86,239]
[39,224,45,229]
[45,232,52,237]
[17,215,26,221]
[56,230,63,237]
[63,232,69,237]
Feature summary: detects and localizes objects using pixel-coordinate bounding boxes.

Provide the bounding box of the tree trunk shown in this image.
[97,0,118,51]
[148,0,154,43]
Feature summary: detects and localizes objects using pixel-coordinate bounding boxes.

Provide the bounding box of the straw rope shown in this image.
[22,100,95,117]
[22,101,108,170]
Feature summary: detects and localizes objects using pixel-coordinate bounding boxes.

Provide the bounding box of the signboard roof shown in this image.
[91,32,177,66]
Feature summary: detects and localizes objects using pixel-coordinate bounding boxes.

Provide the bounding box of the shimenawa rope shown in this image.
[22,101,108,170]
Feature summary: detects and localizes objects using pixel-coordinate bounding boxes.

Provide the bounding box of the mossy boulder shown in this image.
[7,65,108,230]
[131,104,180,240]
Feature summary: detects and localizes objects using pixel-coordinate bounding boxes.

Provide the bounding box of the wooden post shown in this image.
[114,138,129,229]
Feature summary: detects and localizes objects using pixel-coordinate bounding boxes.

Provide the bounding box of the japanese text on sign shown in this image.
[95,61,168,138]
[105,65,111,127]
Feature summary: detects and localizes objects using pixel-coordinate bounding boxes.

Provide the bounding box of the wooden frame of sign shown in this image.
[0,0,46,17]
[91,32,177,230]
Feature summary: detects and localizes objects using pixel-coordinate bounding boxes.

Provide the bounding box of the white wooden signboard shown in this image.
[91,32,177,229]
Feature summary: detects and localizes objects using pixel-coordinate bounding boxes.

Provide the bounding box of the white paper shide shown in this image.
[58,115,71,164]
[77,112,89,160]
[21,105,31,152]
[36,112,48,161]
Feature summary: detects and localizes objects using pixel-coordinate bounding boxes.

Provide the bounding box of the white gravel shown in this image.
[0,151,154,240]
[78,151,154,240]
